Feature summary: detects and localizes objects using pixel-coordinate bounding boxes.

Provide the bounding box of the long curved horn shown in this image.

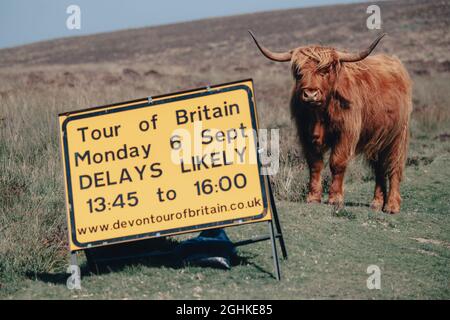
[338,33,387,63]
[248,30,292,62]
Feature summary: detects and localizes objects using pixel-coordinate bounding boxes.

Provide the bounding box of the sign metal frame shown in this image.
[59,79,287,281]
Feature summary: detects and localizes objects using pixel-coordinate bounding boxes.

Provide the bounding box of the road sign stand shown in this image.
[268,220,281,280]
[68,179,287,281]
[70,251,78,267]
[233,176,287,280]
[265,176,286,281]
[77,186,286,281]
[60,79,288,283]
[267,177,288,259]
[66,251,82,290]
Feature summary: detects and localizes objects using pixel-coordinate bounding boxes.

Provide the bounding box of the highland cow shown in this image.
[249,31,412,213]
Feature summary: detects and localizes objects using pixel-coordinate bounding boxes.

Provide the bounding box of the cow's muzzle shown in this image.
[302,88,322,105]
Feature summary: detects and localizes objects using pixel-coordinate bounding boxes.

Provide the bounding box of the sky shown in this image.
[0,0,365,49]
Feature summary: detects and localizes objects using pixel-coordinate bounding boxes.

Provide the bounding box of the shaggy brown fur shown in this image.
[250,33,412,213]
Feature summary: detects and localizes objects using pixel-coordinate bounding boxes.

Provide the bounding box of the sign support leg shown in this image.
[268,220,281,281]
[67,251,81,290]
[267,177,288,259]
[70,251,78,266]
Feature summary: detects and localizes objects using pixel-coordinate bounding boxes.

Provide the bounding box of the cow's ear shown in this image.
[333,69,352,108]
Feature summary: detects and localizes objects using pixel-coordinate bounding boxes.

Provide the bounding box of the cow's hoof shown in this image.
[370,199,384,211]
[327,195,344,208]
[306,193,321,204]
[383,202,400,214]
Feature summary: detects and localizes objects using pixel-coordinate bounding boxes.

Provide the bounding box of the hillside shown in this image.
[0,1,449,69]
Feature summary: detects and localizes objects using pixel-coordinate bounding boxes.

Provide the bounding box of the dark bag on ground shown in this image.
[85,228,236,272]
[174,229,236,269]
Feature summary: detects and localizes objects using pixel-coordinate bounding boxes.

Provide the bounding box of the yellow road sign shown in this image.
[59,79,271,251]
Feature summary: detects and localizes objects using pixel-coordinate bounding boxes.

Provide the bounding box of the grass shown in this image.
[2,157,449,299]
[0,71,449,299]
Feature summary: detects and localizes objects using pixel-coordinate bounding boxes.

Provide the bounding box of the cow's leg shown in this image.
[370,160,387,211]
[384,169,402,214]
[328,144,353,207]
[305,149,324,203]
[383,127,408,214]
